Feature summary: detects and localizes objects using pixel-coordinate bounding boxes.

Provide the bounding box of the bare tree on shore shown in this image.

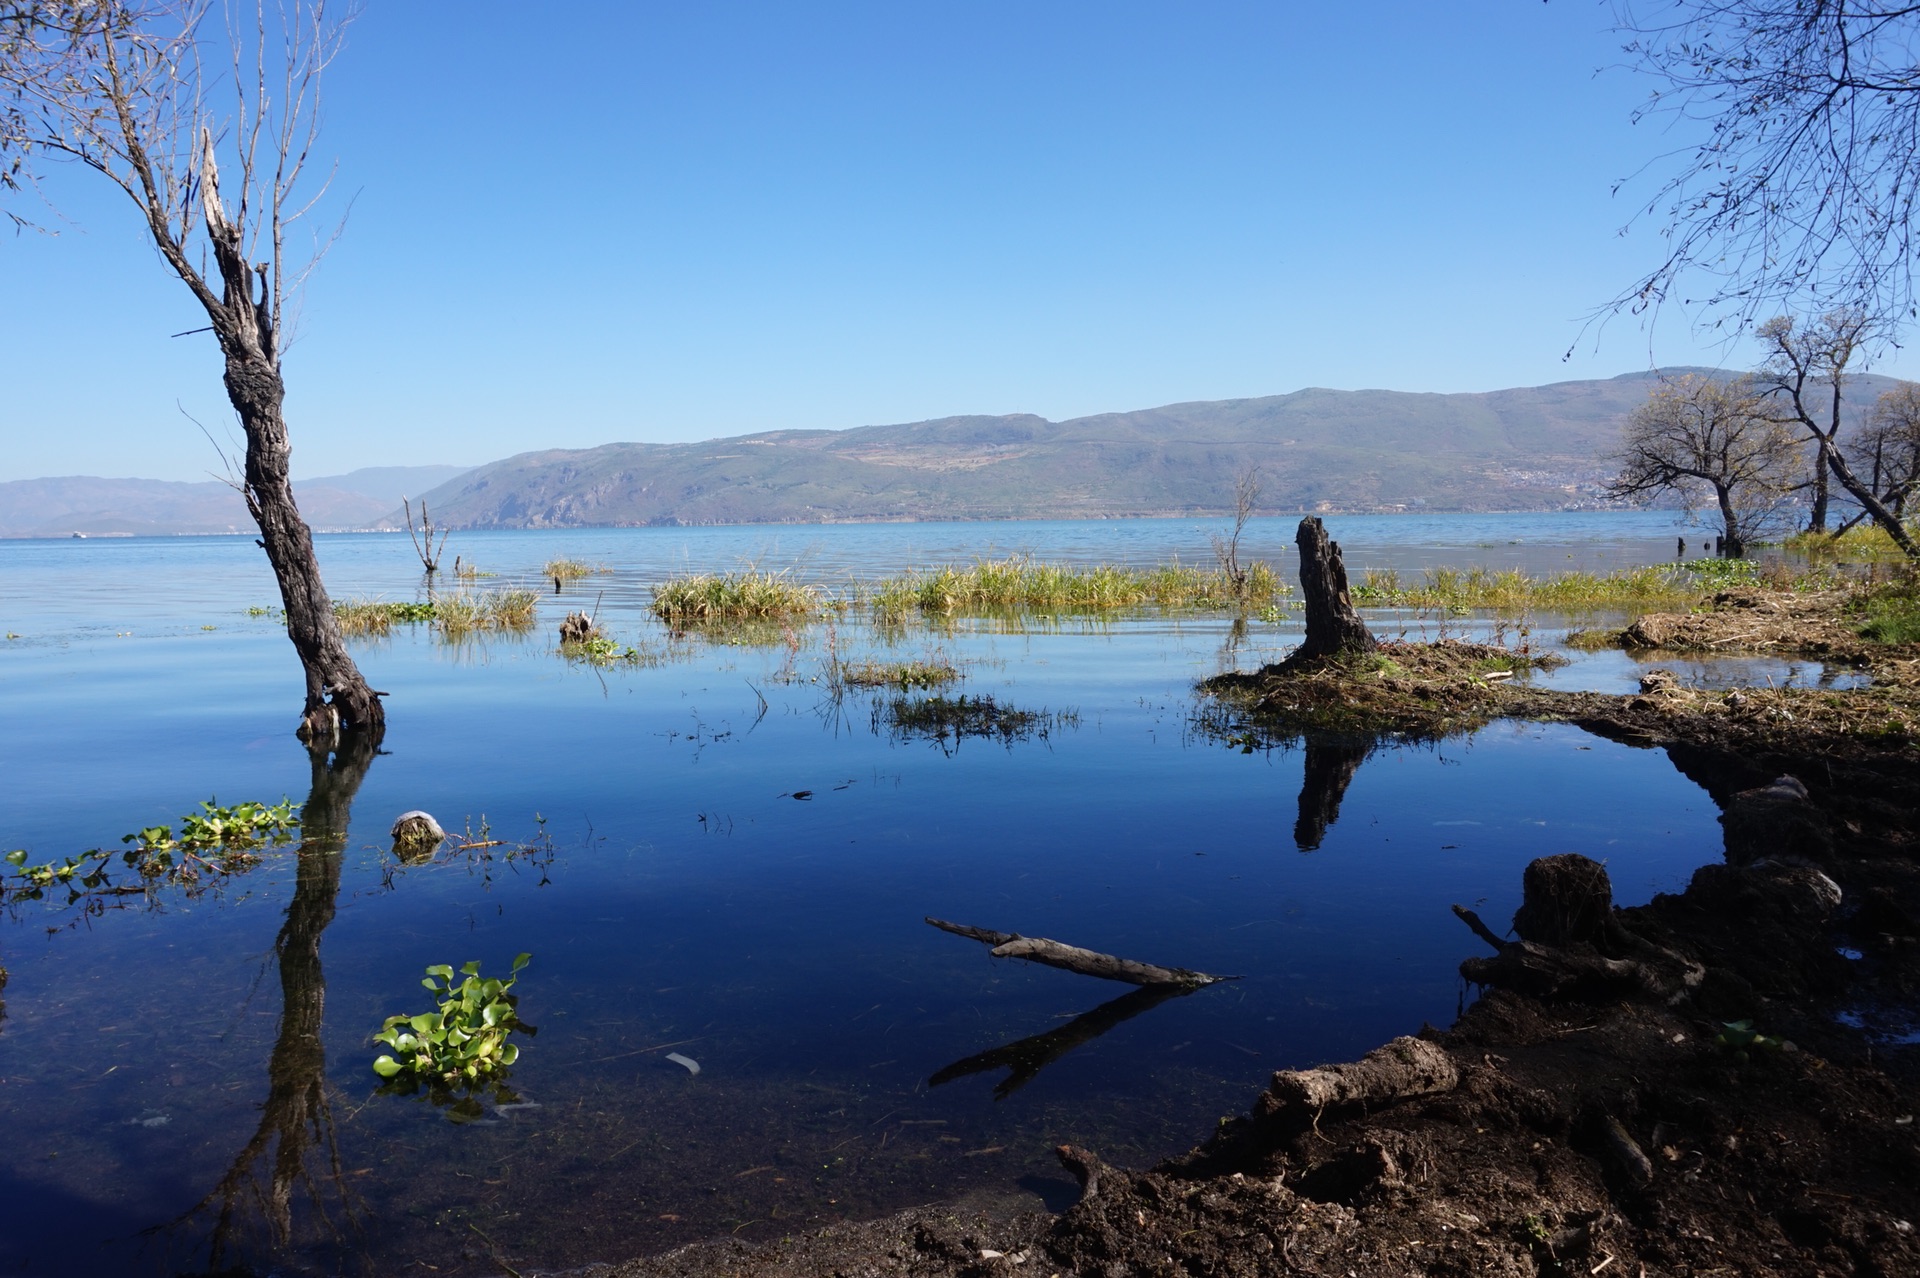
[1854,382,1920,523]
[1754,311,1920,556]
[1606,373,1801,557]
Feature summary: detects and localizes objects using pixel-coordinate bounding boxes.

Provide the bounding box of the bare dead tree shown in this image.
[1605,373,1802,556]
[1208,464,1261,597]
[1608,2,1920,333]
[1855,381,1920,520]
[1,2,383,739]
[1754,310,1920,555]
[402,496,448,576]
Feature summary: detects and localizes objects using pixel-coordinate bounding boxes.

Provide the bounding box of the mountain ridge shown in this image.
[9,370,1904,536]
[406,370,1783,528]
[0,465,472,539]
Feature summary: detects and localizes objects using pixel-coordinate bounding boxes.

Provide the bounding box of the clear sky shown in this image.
[10,0,1917,483]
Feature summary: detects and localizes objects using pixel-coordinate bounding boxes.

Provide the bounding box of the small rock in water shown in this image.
[665,1052,701,1076]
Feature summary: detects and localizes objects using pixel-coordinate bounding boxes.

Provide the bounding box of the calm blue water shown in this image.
[0,514,1731,1276]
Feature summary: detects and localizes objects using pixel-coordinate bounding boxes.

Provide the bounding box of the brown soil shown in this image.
[595,587,1920,1278]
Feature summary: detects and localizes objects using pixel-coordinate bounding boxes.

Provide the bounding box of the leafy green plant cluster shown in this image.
[1679,556,1763,590]
[1714,1018,1785,1060]
[372,953,534,1087]
[3,847,113,890]
[3,798,300,902]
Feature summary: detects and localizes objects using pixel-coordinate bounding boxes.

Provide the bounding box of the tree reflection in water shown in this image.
[929,983,1197,1099]
[1293,733,1381,852]
[162,728,380,1273]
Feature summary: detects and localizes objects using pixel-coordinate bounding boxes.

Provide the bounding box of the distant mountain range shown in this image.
[0,465,471,539]
[402,370,1773,528]
[4,371,1905,536]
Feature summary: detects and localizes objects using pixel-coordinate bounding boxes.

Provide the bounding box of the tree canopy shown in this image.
[1613,1,1920,332]
[1607,372,1802,555]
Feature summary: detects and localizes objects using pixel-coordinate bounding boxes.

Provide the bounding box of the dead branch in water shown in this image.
[925,918,1236,988]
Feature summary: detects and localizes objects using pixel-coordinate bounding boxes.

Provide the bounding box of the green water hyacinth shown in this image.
[372,953,533,1085]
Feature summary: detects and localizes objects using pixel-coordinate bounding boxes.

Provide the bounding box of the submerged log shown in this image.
[926,918,1235,987]
[1282,516,1377,668]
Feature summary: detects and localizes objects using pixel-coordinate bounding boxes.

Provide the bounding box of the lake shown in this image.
[0,513,1747,1276]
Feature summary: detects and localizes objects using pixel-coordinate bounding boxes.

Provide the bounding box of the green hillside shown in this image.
[414,371,1772,528]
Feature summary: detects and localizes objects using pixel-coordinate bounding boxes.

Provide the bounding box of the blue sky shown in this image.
[10,1,1915,482]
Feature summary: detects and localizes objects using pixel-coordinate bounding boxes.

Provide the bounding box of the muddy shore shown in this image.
[583,586,1920,1278]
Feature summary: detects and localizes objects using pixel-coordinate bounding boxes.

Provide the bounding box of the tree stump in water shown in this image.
[1283,516,1377,668]
[1453,853,1704,1003]
[1511,853,1615,946]
[558,612,596,645]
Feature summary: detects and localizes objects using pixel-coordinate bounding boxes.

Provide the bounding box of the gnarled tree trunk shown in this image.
[1283,516,1377,668]
[195,132,383,742]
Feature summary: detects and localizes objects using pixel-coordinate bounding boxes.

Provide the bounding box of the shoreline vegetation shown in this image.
[324,534,1912,648]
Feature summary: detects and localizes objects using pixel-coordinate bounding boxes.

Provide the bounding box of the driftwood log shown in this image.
[926,918,1235,987]
[1281,516,1377,668]
[1254,1035,1458,1119]
[1454,853,1704,1003]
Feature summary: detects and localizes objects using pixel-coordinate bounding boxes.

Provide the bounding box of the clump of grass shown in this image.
[880,693,1078,752]
[835,658,961,690]
[869,555,1281,616]
[560,631,671,667]
[652,571,820,624]
[1857,588,1920,643]
[543,558,601,581]
[334,599,437,636]
[1561,628,1624,650]
[435,589,539,637]
[1785,523,1916,565]
[1353,565,1700,612]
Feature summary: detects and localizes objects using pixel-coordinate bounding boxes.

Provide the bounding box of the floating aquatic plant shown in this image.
[372,953,534,1087]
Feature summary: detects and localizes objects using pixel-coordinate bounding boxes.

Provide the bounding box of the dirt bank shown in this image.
[591,587,1920,1278]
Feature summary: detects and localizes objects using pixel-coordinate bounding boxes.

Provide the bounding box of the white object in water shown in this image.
[390,810,445,841]
[665,1052,701,1076]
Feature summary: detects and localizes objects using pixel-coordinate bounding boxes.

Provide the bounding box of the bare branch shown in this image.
[1606,2,1920,334]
